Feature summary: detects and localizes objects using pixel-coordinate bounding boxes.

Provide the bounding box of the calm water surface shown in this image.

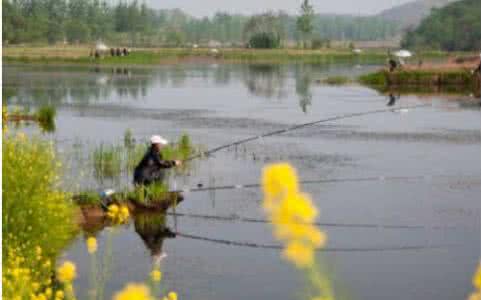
[3,63,481,300]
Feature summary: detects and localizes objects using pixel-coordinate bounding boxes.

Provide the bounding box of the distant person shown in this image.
[389,58,397,72]
[122,48,129,56]
[110,48,115,57]
[94,50,100,59]
[116,48,121,56]
[133,135,182,186]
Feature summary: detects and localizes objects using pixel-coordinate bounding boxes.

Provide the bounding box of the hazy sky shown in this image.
[145,0,415,17]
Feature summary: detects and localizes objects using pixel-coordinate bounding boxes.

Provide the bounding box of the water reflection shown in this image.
[295,64,313,113]
[3,64,327,113]
[241,64,287,99]
[133,212,176,266]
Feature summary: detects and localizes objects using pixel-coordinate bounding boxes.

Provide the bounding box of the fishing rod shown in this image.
[184,104,432,162]
[174,231,456,252]
[169,173,469,194]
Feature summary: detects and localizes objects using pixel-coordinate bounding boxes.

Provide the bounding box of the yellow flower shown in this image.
[474,262,481,290]
[86,237,97,254]
[150,269,162,282]
[113,283,153,300]
[57,261,76,283]
[55,290,65,299]
[283,240,314,268]
[108,204,119,213]
[469,293,481,300]
[262,163,299,208]
[167,291,178,300]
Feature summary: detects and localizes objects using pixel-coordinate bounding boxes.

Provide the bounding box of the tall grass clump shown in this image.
[36,105,56,132]
[2,132,77,299]
[92,143,123,179]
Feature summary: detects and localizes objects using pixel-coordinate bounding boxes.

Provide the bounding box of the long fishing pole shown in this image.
[184,104,431,162]
[169,173,470,194]
[174,231,456,252]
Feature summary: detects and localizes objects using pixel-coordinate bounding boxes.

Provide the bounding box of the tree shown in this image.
[296,0,314,48]
[402,0,481,51]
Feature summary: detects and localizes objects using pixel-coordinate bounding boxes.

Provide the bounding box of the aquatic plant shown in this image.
[2,132,77,299]
[36,105,56,132]
[75,190,102,206]
[92,143,123,180]
[261,162,333,299]
[124,128,135,149]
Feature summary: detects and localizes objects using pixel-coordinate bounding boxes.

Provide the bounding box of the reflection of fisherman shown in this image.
[134,213,176,266]
[133,136,182,186]
[387,93,397,106]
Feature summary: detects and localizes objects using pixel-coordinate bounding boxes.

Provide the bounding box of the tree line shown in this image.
[2,0,400,47]
[401,0,481,51]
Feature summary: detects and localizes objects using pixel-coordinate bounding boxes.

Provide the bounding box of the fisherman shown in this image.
[388,58,398,72]
[133,135,182,186]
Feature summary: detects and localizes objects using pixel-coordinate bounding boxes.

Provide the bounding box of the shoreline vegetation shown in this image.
[2,46,462,65]
[358,67,481,93]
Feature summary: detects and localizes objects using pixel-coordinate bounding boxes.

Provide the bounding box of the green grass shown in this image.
[358,69,477,88]
[322,76,351,85]
[92,144,123,180]
[358,71,388,86]
[74,190,102,206]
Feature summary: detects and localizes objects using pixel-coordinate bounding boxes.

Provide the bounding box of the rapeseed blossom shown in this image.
[114,283,154,300]
[469,262,481,300]
[86,237,97,253]
[150,269,162,282]
[57,261,76,283]
[261,163,326,268]
[107,204,130,224]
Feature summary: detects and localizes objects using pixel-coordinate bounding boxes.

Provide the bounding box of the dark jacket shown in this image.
[133,146,176,185]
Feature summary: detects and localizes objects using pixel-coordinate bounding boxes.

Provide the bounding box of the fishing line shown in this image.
[166,211,457,230]
[174,231,455,252]
[185,104,432,162]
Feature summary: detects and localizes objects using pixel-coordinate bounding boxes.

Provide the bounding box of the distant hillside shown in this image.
[401,0,481,51]
[378,0,458,29]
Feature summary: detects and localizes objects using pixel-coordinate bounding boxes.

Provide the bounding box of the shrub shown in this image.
[248,32,281,49]
[2,132,77,298]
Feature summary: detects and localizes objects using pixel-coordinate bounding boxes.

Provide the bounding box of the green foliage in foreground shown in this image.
[401,0,481,51]
[2,132,77,265]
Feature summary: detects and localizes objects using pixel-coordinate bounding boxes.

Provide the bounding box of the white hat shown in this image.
[150,135,168,145]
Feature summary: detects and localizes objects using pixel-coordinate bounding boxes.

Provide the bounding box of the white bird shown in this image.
[353,48,362,54]
[393,50,413,58]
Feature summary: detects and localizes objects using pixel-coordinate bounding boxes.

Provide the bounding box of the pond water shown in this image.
[3,63,481,300]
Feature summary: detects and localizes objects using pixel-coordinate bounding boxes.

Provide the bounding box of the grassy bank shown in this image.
[1,46,420,65]
[358,68,480,90]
